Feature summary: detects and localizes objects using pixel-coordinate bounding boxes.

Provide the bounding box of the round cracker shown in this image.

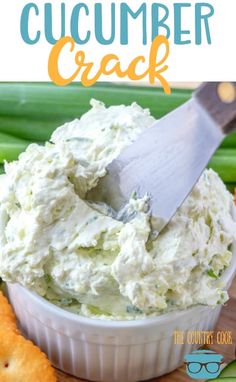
[0,320,18,333]
[0,291,16,321]
[0,328,56,382]
[0,292,18,333]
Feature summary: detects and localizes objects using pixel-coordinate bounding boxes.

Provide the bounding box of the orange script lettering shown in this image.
[48,35,171,94]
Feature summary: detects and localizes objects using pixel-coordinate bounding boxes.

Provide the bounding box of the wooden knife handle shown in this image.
[194,82,236,135]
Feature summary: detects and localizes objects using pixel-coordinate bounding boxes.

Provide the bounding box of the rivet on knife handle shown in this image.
[194,82,236,135]
[218,82,236,104]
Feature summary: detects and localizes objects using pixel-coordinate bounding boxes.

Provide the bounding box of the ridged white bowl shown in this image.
[7,248,236,382]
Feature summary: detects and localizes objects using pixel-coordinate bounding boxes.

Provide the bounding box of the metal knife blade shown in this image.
[87,82,236,232]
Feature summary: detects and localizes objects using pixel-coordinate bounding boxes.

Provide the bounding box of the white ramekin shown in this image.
[7,248,236,382]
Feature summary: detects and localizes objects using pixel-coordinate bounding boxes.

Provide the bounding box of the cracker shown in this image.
[0,292,16,319]
[0,328,57,382]
[0,292,18,333]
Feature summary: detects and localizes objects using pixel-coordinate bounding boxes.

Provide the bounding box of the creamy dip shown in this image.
[0,100,235,320]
